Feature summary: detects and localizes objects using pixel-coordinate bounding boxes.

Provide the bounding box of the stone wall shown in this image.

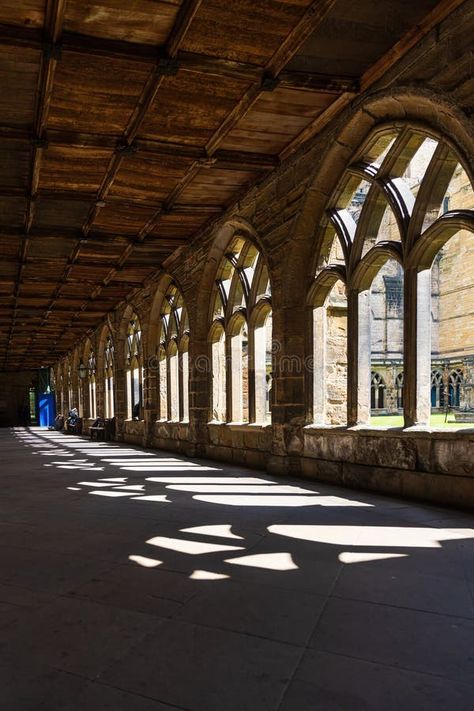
[0,370,37,427]
[302,426,474,510]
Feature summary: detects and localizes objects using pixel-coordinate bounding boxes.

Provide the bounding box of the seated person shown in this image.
[90,416,104,428]
[66,407,79,428]
[53,414,64,431]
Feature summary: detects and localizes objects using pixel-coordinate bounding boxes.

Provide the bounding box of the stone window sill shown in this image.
[208,421,271,431]
[304,423,474,439]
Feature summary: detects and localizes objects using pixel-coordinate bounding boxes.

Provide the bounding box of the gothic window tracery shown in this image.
[159,284,189,422]
[209,236,272,424]
[309,125,474,426]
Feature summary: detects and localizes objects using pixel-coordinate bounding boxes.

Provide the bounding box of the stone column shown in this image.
[114,360,127,442]
[247,326,258,422]
[269,303,306,473]
[96,372,105,419]
[404,268,431,426]
[143,355,158,448]
[188,336,211,457]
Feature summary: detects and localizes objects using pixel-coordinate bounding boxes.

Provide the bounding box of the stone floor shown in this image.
[0,427,473,711]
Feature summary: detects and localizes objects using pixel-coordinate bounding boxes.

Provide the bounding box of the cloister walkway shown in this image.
[0,427,473,710]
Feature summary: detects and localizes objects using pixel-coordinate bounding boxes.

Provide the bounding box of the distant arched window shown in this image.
[431,370,444,408]
[159,284,189,422]
[126,315,142,420]
[395,372,404,409]
[87,348,97,419]
[209,236,271,423]
[371,372,385,409]
[104,333,115,418]
[449,369,463,407]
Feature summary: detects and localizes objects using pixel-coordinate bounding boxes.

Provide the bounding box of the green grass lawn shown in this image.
[369,413,474,429]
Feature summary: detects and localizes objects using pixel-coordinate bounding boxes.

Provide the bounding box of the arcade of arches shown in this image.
[50,122,474,510]
[2,4,474,708]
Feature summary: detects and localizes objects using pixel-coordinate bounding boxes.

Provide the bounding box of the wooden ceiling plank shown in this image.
[124,0,205,144]
[0,125,279,170]
[81,0,204,245]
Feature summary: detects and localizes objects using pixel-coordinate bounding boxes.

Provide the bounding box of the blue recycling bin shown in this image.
[39,393,56,427]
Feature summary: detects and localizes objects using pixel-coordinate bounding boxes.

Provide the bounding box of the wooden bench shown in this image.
[90,417,115,442]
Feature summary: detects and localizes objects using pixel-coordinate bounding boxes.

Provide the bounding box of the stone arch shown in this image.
[351,242,403,292]
[148,273,178,357]
[307,265,347,308]
[407,211,474,270]
[195,217,269,340]
[117,301,147,365]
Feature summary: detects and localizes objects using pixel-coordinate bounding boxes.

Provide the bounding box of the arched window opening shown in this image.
[126,315,142,420]
[429,226,474,423]
[311,276,348,425]
[210,324,226,422]
[158,346,167,420]
[402,137,439,196]
[230,317,249,423]
[359,199,401,261]
[180,335,190,422]
[209,235,271,424]
[369,259,404,421]
[87,348,97,419]
[168,341,179,422]
[104,334,114,418]
[253,308,273,423]
[159,284,189,422]
[345,179,371,225]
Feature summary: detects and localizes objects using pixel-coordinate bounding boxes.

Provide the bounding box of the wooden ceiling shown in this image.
[0,0,465,369]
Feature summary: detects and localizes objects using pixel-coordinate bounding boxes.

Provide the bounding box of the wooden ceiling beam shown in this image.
[7,305,108,315]
[0,227,189,245]
[0,24,356,94]
[0,255,162,269]
[0,126,279,170]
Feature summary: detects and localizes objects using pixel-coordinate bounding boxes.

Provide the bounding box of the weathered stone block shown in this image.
[354,435,416,470]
